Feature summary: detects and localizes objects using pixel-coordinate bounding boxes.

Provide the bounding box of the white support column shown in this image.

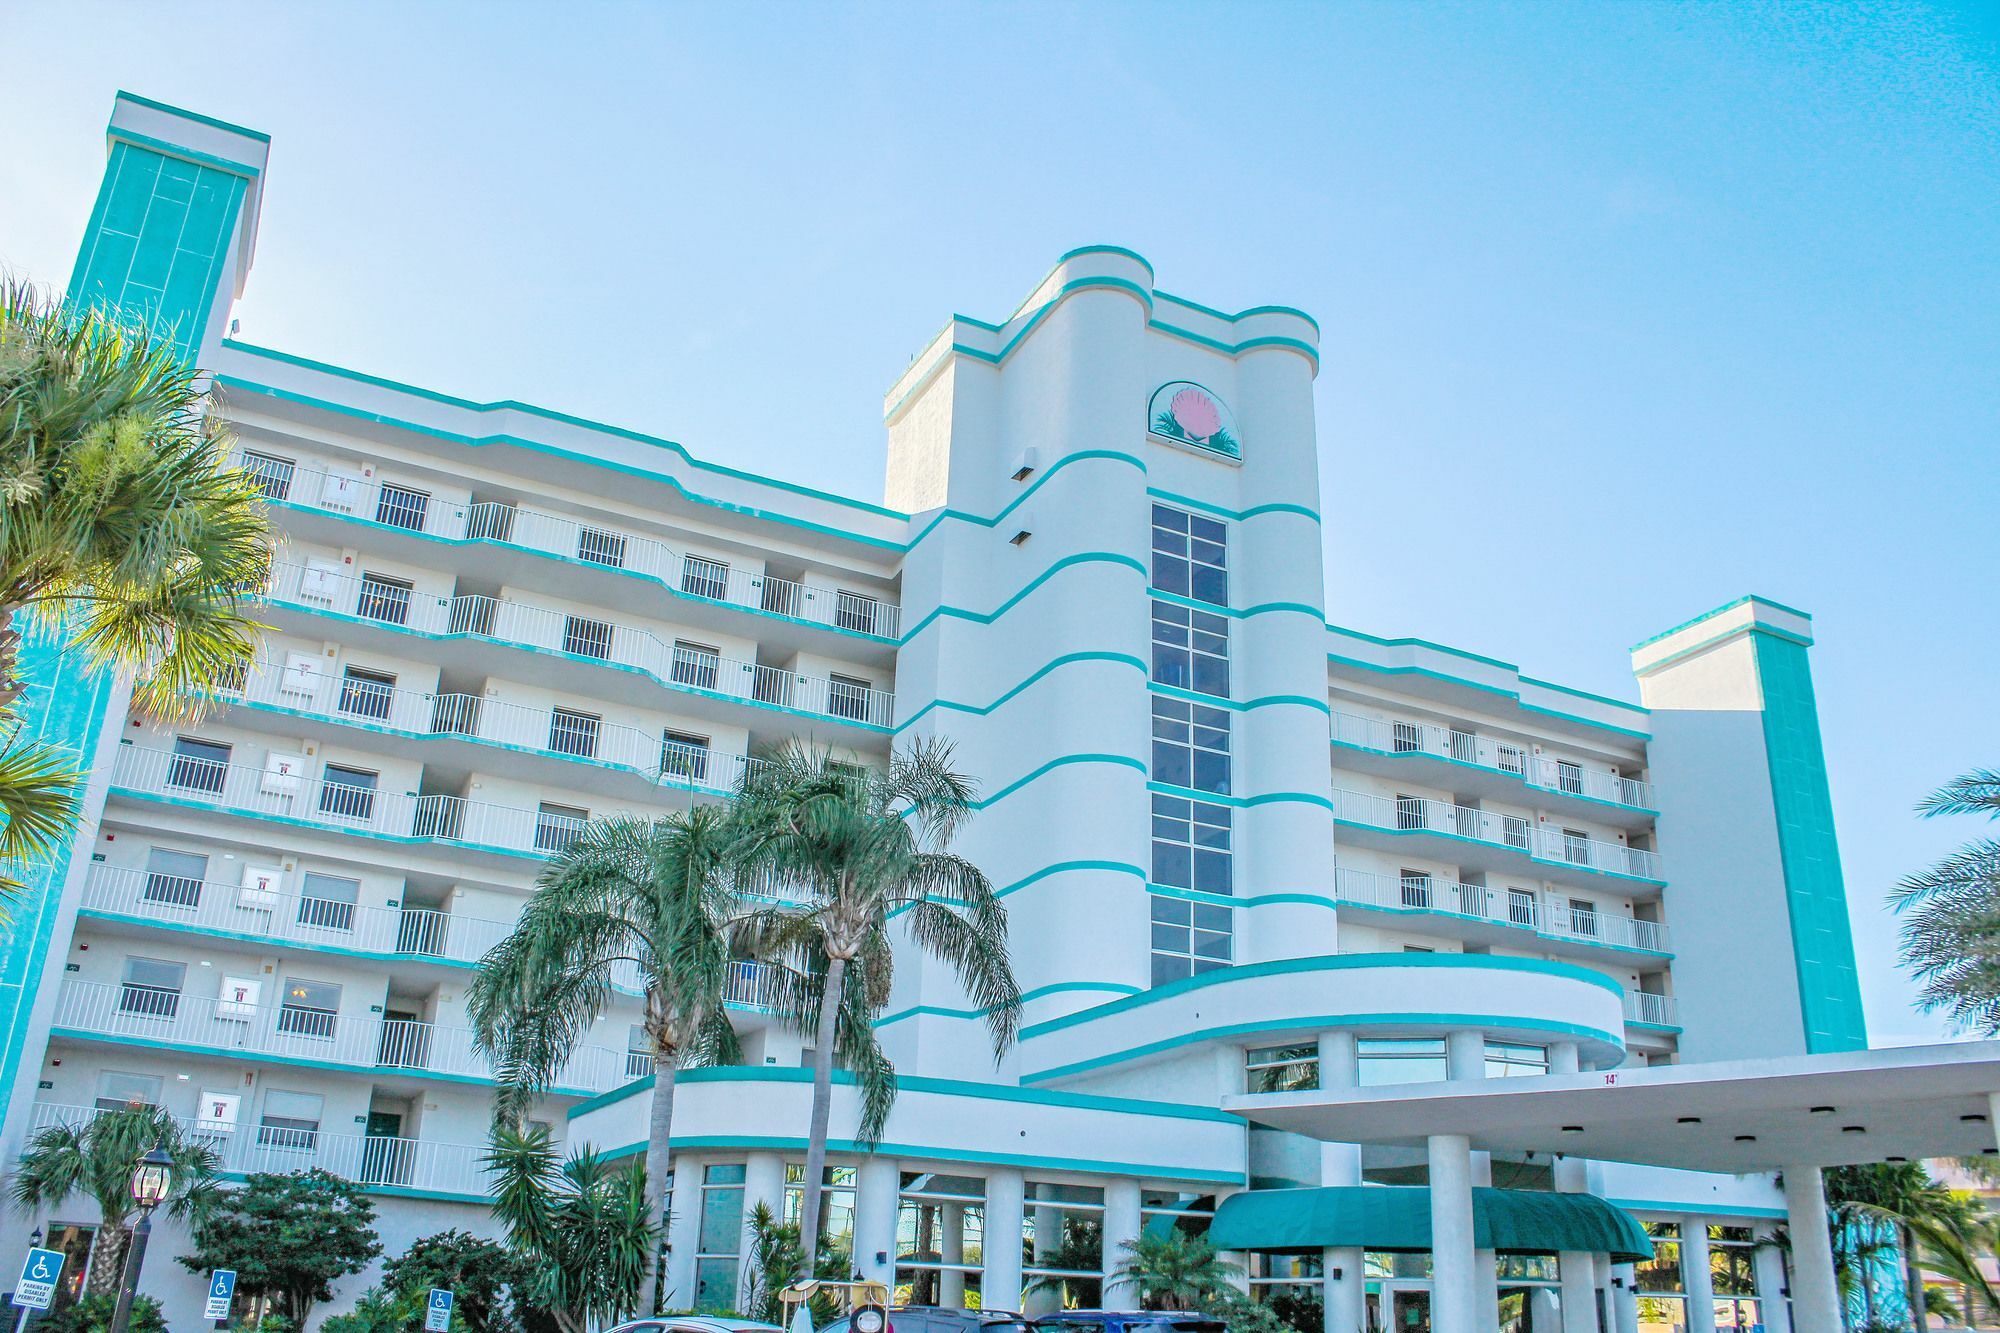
[1429,1134,1478,1333]
[1102,1179,1144,1309]
[853,1155,901,1291]
[1319,1030,1359,1090]
[1682,1216,1717,1333]
[1446,1029,1486,1082]
[1322,1141,1365,1333]
[1549,1041,1581,1075]
[941,1202,967,1307]
[1610,1263,1640,1333]
[985,1168,1026,1314]
[1554,1157,1596,1333]
[743,1150,787,1259]
[1751,1228,1792,1333]
[1782,1167,1841,1333]
[1445,1031,1495,1333]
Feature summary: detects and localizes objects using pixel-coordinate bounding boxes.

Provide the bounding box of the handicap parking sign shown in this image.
[424,1288,454,1332]
[14,1248,64,1311]
[204,1270,237,1321]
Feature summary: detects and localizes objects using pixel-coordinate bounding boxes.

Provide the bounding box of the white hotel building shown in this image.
[0,94,1878,1333]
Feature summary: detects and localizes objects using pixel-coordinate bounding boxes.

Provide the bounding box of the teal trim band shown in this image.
[887,859,1145,921]
[1325,655,1652,741]
[73,908,480,969]
[115,90,271,142]
[977,754,1147,809]
[1023,1012,1625,1086]
[1327,738,1658,816]
[1331,818,1666,887]
[874,981,1143,1028]
[1145,488,1322,525]
[1022,952,1623,1043]
[1149,588,1324,621]
[105,128,261,181]
[906,450,1146,549]
[1630,594,1814,653]
[1609,1198,1786,1221]
[1631,619,1814,679]
[1150,683,1331,715]
[108,786,549,863]
[1626,1021,1685,1034]
[897,552,1148,640]
[1151,780,1335,813]
[610,1134,1242,1186]
[895,652,1147,733]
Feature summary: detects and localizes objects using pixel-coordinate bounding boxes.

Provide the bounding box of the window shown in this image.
[168,736,231,794]
[257,1089,324,1151]
[1151,793,1231,894]
[1152,696,1231,794]
[374,483,430,532]
[563,615,613,659]
[681,555,730,602]
[1507,888,1538,927]
[1395,793,1425,831]
[1567,897,1599,936]
[660,731,711,784]
[694,1164,746,1311]
[1246,1043,1320,1093]
[119,956,184,1018]
[1399,868,1433,908]
[668,640,719,692]
[319,764,377,821]
[1248,1253,1322,1308]
[299,872,360,932]
[1150,600,1229,696]
[1563,828,1591,864]
[1484,1041,1549,1078]
[240,450,295,500]
[1447,729,1477,763]
[828,673,873,722]
[577,525,627,568]
[277,977,341,1038]
[1392,721,1422,754]
[338,666,396,721]
[548,708,601,758]
[1150,894,1232,987]
[626,1023,651,1080]
[95,1070,164,1112]
[1150,504,1228,607]
[143,847,207,909]
[356,573,413,625]
[1496,743,1526,775]
[896,1172,985,1307]
[835,589,885,635]
[783,1165,858,1257]
[1356,1037,1449,1086]
[536,801,588,853]
[1022,1180,1104,1308]
[1557,759,1585,795]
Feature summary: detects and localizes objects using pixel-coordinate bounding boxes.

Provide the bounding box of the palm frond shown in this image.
[1920,769,2000,820]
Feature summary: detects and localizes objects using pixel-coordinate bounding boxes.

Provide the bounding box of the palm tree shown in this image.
[485,1123,654,1333]
[10,1103,221,1296]
[0,281,270,898]
[1825,1162,2000,1329]
[467,808,742,1315]
[1892,768,2000,1029]
[729,739,1021,1275]
[1109,1232,1242,1311]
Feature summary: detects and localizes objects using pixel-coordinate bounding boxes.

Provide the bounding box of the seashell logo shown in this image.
[1147,381,1241,458]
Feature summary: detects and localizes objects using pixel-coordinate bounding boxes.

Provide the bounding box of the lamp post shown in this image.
[108,1144,173,1333]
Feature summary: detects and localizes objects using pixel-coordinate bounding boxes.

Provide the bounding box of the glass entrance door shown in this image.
[1368,1284,1432,1333]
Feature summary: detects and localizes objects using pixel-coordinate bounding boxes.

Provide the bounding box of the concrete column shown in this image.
[1319,1030,1359,1089]
[941,1202,966,1307]
[1025,1195,1061,1317]
[1681,1217,1717,1333]
[1750,1229,1792,1333]
[743,1151,787,1256]
[663,1157,703,1310]
[1442,1031,1492,1331]
[985,1168,1026,1313]
[1102,1179,1144,1308]
[1320,1139,1366,1333]
[853,1155,901,1291]
[1429,1134,1478,1333]
[1446,1029,1486,1082]
[1782,1167,1841,1333]
[1610,1263,1640,1333]
[1554,1156,1595,1333]
[1550,1041,1581,1075]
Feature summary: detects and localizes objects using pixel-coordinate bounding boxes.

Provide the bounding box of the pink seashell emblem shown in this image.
[1170,387,1222,443]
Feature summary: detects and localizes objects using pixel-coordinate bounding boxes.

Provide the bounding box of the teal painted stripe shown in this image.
[1325,654,1652,741]
[874,981,1142,1029]
[1331,818,1666,887]
[108,785,550,863]
[1150,683,1331,715]
[1021,952,1626,1043]
[1625,1021,1685,1034]
[906,450,1147,549]
[1149,588,1324,621]
[209,1170,489,1207]
[975,754,1147,809]
[1610,1198,1786,1221]
[1023,1011,1625,1085]
[1144,488,1321,525]
[1629,593,1814,654]
[885,858,1144,921]
[608,1134,1243,1186]
[1631,618,1814,679]
[1151,780,1335,813]
[897,552,1148,641]
[115,90,272,142]
[895,652,1147,733]
[1327,738,1658,816]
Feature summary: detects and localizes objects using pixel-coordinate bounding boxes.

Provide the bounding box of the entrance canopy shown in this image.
[1223,1040,2000,1173]
[1211,1186,1654,1261]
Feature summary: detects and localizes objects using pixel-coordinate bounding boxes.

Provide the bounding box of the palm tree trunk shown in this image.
[797,955,848,1279]
[87,1223,130,1298]
[1904,1222,1928,1331]
[0,601,22,712]
[640,1050,680,1317]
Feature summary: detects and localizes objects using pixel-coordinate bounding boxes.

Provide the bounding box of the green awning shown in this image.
[1209,1187,1654,1263]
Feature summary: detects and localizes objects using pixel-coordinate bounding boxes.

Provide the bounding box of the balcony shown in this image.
[110,742,596,862]
[1332,866,1669,955]
[238,453,900,638]
[1331,787,1664,885]
[219,655,761,794]
[1330,710,1654,819]
[26,1102,493,1198]
[49,978,628,1093]
[1623,990,1680,1028]
[261,560,896,729]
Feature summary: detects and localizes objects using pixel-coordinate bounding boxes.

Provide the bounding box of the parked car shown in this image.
[608,1319,786,1333]
[819,1307,1034,1333]
[1031,1313,1226,1333]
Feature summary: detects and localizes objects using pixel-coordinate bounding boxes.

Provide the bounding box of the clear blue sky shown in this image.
[5,2,1996,1044]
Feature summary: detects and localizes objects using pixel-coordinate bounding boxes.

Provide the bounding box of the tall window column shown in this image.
[853,1155,901,1290]
[1553,1156,1596,1333]
[1101,1179,1144,1308]
[1681,1217,1717,1333]
[984,1169,1026,1312]
[1445,1031,1498,1333]
[1317,1032,1366,1333]
[1428,1134,1477,1333]
[1782,1169,1841,1333]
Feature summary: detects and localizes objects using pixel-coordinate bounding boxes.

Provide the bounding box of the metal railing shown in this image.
[1331,866,1669,953]
[262,560,896,727]
[220,655,762,792]
[111,743,593,859]
[1624,991,1680,1027]
[51,979,628,1092]
[1330,788,1663,881]
[237,453,899,637]
[1330,710,1654,810]
[26,1102,494,1197]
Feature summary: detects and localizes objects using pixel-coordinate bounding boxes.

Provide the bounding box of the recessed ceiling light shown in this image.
[1842,1126,1867,1134]
[1887,1157,1908,1164]
[1561,1126,1584,1134]
[1677,1116,1702,1125]
[1963,1113,1989,1123]
[1735,1135,1757,1143]
[1809,1106,1836,1115]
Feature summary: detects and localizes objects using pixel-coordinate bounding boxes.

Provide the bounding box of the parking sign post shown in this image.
[203,1270,237,1326]
[12,1247,65,1332]
[424,1289,454,1333]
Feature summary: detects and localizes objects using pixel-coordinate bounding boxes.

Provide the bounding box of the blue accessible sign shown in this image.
[14,1247,64,1310]
[204,1269,237,1321]
[424,1288,454,1332]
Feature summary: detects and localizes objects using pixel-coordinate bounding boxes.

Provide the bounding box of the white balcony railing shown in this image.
[220,654,760,792]
[1330,788,1663,881]
[1330,710,1654,811]
[1331,866,1668,953]
[25,1102,494,1197]
[261,561,895,728]
[1624,991,1680,1027]
[237,453,900,638]
[50,978,629,1093]
[110,742,593,859]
